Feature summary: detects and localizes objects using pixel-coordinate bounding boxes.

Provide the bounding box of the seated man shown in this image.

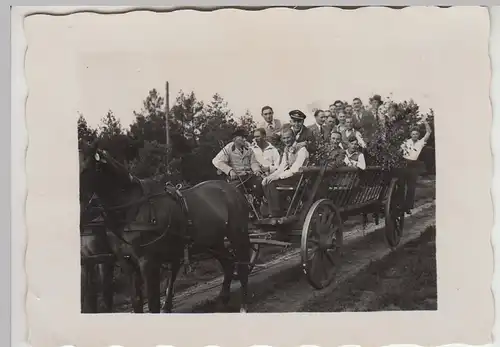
[261,128,309,218]
[212,127,264,197]
[328,131,347,168]
[343,134,366,170]
[342,117,367,149]
[251,127,281,175]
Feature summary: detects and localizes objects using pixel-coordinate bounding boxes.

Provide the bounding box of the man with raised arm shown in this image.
[212,127,264,196]
[400,118,432,214]
[261,127,309,218]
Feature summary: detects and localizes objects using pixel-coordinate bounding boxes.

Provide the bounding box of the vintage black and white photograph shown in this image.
[77,8,438,315]
[21,6,493,347]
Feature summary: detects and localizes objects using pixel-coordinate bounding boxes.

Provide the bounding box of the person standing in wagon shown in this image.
[257,105,282,145]
[400,118,432,214]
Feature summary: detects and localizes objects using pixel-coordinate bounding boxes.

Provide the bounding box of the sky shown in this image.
[61,7,487,128]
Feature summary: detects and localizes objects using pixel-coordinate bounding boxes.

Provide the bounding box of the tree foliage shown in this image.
[78,90,436,201]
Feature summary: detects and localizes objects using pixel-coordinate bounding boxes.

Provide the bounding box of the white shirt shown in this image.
[344,150,366,170]
[401,138,426,161]
[270,146,309,180]
[344,129,367,148]
[251,141,281,174]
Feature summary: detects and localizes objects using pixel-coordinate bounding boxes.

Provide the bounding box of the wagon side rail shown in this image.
[299,165,396,216]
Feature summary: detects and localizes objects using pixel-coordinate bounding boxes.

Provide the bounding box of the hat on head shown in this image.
[289,109,307,121]
[232,127,248,138]
[370,94,383,104]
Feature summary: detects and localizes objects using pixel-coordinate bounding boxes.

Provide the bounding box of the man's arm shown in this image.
[279,148,309,179]
[270,148,281,173]
[212,146,232,175]
[250,151,262,174]
[422,120,432,142]
[357,153,366,170]
[356,131,367,148]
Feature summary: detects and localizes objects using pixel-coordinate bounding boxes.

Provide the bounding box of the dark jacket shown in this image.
[356,109,378,143]
[294,125,317,154]
[308,123,331,142]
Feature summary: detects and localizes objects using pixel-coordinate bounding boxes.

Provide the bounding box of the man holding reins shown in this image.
[212,127,265,198]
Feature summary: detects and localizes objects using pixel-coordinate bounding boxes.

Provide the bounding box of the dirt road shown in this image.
[188,205,436,313]
[112,178,436,313]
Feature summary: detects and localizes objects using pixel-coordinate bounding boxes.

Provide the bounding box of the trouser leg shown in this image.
[246,175,263,199]
[264,181,281,217]
[404,160,419,210]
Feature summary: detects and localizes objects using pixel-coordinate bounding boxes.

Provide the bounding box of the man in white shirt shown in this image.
[400,119,432,213]
[261,128,309,217]
[343,135,366,170]
[251,128,281,175]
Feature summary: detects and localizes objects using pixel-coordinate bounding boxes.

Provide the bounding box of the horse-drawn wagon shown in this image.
[241,164,407,289]
[79,143,407,312]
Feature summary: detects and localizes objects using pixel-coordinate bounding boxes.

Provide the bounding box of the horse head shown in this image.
[79,139,136,205]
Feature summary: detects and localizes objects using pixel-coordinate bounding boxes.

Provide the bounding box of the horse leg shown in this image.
[213,245,235,309]
[131,262,145,313]
[162,259,181,313]
[100,261,115,313]
[115,256,144,313]
[140,258,161,313]
[227,228,251,313]
[235,252,250,313]
[83,263,98,313]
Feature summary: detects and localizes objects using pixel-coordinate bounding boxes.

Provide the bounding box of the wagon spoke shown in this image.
[324,249,336,266]
[320,252,331,283]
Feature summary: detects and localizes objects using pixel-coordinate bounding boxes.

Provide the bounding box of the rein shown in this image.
[86,181,182,248]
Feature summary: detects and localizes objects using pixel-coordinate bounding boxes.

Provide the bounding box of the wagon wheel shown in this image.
[301,199,344,290]
[384,178,406,248]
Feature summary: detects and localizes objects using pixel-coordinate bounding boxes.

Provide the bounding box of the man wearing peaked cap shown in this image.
[286,109,317,154]
[289,109,307,121]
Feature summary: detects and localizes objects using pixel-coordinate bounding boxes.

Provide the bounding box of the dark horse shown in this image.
[79,141,253,313]
[80,150,115,313]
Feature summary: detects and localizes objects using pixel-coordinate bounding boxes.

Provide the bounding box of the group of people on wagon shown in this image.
[212,95,432,218]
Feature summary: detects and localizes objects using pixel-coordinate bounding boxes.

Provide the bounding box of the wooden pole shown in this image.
[165,81,170,173]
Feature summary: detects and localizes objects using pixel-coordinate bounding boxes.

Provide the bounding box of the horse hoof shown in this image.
[240,307,248,313]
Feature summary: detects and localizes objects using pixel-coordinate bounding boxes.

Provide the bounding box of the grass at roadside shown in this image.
[305,224,437,312]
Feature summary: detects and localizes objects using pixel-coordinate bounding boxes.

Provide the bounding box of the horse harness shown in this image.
[82,179,193,249]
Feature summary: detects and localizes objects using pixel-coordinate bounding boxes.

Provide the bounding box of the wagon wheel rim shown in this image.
[301,199,343,290]
[385,179,405,247]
